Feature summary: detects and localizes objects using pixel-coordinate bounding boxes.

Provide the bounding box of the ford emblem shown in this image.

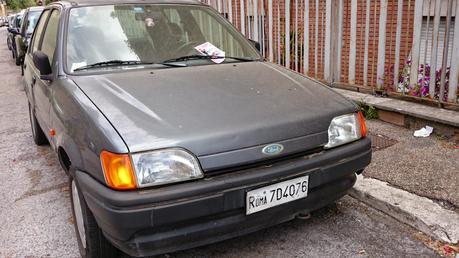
[262,144,284,155]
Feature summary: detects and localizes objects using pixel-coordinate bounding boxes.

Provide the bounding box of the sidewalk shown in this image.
[355,119,459,245]
[364,120,458,210]
[334,88,459,245]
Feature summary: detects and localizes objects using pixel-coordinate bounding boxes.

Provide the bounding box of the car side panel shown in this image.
[50,78,129,183]
[23,54,34,104]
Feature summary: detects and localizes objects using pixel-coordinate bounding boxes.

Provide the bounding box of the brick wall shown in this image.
[214,0,415,90]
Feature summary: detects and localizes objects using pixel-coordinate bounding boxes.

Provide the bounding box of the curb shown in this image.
[349,175,459,244]
[333,88,459,129]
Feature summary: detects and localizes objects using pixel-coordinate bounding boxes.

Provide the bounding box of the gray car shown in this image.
[24,0,371,257]
[14,6,45,69]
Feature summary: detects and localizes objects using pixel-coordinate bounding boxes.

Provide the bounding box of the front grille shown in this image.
[204,147,324,177]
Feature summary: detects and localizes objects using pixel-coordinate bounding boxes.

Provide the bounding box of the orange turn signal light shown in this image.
[357,111,368,138]
[100,151,137,190]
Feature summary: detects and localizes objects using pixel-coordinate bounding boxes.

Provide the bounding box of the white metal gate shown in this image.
[202,0,459,104]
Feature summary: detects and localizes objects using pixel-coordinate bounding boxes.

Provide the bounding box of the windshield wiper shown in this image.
[73,60,186,71]
[162,55,258,63]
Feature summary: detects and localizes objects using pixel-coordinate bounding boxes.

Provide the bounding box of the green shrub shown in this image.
[357,99,379,120]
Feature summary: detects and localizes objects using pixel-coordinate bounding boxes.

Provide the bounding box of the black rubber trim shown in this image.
[107,174,357,257]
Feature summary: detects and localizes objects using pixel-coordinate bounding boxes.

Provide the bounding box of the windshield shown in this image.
[26,11,43,34]
[66,4,260,72]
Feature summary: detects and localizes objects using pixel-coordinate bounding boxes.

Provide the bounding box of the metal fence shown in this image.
[201,0,459,105]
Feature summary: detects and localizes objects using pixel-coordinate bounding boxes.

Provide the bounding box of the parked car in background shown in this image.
[15,7,44,70]
[7,11,24,64]
[24,1,371,257]
[0,16,7,27]
[6,15,15,30]
[6,14,16,50]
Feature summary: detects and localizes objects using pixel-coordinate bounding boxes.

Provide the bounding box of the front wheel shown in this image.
[70,178,120,258]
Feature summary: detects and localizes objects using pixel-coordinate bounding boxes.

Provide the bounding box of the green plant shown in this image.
[5,0,36,10]
[280,31,303,69]
[357,99,378,120]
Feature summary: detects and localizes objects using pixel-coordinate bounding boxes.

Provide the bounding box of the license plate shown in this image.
[246,175,309,215]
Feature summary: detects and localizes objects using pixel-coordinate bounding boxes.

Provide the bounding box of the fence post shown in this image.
[294,0,299,71]
[334,0,343,82]
[285,0,291,69]
[393,0,404,90]
[228,0,233,23]
[439,0,453,102]
[349,0,358,84]
[303,0,309,74]
[268,0,273,62]
[409,0,424,90]
[363,0,371,86]
[376,0,388,90]
[277,2,281,64]
[448,0,459,103]
[240,0,245,35]
[324,0,332,82]
[252,0,261,40]
[314,0,319,76]
[429,0,441,98]
[326,0,341,83]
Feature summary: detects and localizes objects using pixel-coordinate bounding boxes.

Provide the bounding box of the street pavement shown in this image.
[364,119,459,210]
[0,27,440,258]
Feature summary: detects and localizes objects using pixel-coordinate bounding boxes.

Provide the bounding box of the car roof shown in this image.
[14,12,24,18]
[27,6,45,12]
[55,0,204,7]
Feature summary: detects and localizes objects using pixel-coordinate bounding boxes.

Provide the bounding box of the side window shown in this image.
[40,10,60,66]
[20,13,28,34]
[31,10,50,54]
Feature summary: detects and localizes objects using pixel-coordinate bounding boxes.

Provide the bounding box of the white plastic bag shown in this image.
[413,126,433,137]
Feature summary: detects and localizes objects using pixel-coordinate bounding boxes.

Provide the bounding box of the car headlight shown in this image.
[131,149,203,188]
[325,112,367,149]
[100,149,203,190]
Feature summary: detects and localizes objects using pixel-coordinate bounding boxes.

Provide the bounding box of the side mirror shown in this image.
[7,27,19,34]
[33,51,53,81]
[248,39,261,52]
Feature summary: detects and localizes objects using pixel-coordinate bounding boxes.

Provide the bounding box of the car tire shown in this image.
[15,52,21,66]
[28,103,48,145]
[70,177,120,258]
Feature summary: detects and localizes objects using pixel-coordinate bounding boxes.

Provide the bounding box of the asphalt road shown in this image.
[0,27,439,258]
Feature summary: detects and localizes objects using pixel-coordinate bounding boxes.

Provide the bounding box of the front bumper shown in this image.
[76,137,371,257]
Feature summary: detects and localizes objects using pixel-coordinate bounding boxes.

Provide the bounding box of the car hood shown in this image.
[72,62,355,169]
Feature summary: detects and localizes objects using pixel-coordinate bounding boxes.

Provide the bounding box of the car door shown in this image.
[24,9,49,128]
[29,9,60,135]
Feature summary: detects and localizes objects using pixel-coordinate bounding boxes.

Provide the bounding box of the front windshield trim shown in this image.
[63,3,263,76]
